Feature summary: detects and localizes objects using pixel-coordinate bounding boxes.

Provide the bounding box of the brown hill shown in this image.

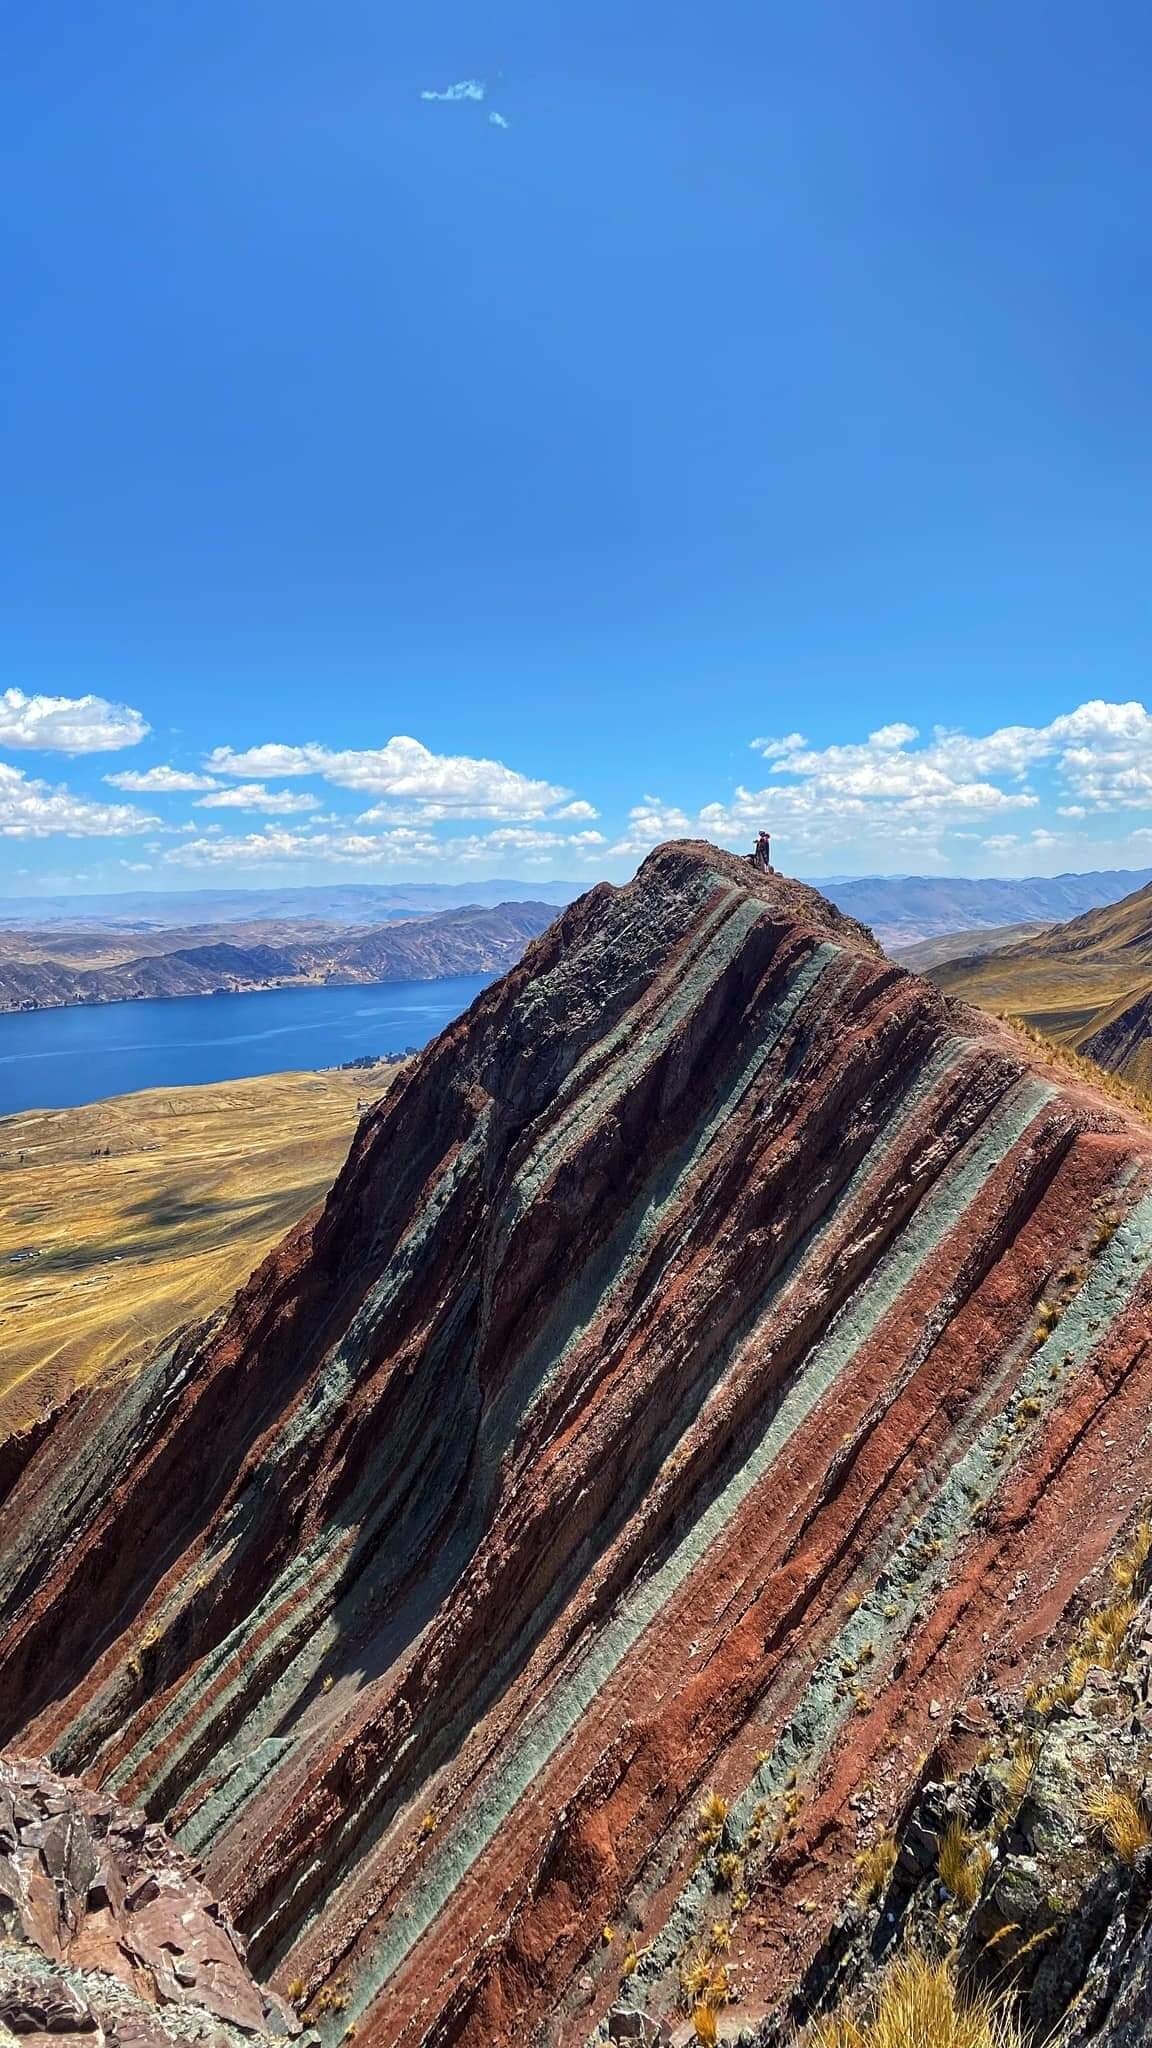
[931,876,1152,1081]
[0,900,557,1012]
[890,918,1052,971]
[2,841,1152,2046]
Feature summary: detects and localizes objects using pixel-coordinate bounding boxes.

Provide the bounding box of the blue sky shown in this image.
[5,0,1152,895]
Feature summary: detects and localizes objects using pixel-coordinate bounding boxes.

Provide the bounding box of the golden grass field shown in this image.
[0,1063,399,1435]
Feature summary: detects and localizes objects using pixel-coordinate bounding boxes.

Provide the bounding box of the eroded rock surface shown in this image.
[752,1573,1152,2048]
[2,841,1152,2046]
[0,1754,297,2045]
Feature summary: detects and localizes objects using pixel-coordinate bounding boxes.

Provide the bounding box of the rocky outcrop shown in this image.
[0,1754,297,2045]
[2,841,1152,2048]
[751,1556,1152,2048]
[0,902,556,1013]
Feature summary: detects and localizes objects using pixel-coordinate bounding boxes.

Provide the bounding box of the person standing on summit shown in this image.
[752,829,772,872]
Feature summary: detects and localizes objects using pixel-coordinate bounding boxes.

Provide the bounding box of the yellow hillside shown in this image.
[0,1063,399,1435]
[931,877,1152,1074]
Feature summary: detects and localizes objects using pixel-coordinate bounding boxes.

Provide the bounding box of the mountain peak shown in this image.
[3,840,1152,2045]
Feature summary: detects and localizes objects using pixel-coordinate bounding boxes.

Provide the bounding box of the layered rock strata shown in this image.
[2,841,1152,2046]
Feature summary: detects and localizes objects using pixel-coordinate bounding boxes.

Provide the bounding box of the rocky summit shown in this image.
[3,840,1152,2046]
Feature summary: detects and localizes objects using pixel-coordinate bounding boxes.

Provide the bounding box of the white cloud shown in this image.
[745,723,1037,813]
[166,826,442,869]
[0,761,158,838]
[205,734,573,819]
[0,688,149,754]
[106,765,220,792]
[195,783,320,814]
[119,860,154,872]
[606,798,694,860]
[165,819,605,872]
[488,112,509,129]
[450,826,605,860]
[552,798,599,820]
[421,79,486,102]
[1045,700,1152,808]
[756,700,1152,818]
[616,698,1152,875]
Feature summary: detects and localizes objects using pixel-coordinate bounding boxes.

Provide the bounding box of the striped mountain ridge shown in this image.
[3,839,1152,2045]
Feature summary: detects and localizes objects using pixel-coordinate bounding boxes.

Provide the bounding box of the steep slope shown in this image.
[296,900,558,982]
[932,876,1152,1075]
[2,841,1152,2048]
[1081,985,1152,1090]
[0,901,557,1013]
[754,1549,1152,2048]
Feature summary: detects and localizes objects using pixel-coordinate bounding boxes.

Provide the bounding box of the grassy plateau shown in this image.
[0,1062,399,1434]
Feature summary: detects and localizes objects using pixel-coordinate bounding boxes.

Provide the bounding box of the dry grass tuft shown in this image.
[1029,1562,1144,1713]
[697,1790,729,1851]
[809,1948,1024,2048]
[854,1833,898,1902]
[1111,1519,1152,1593]
[1002,1017,1152,1126]
[680,1945,729,2014]
[937,1820,992,1907]
[1081,1595,1138,1668]
[1001,1734,1041,1808]
[692,2006,719,2046]
[1091,1209,1122,1253]
[1081,1783,1152,1863]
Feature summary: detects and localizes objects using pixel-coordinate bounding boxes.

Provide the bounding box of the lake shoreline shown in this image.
[0,965,483,1018]
[0,973,491,1117]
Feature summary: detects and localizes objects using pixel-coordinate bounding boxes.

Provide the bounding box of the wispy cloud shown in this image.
[106,764,219,792]
[195,782,320,815]
[420,78,509,127]
[421,79,486,103]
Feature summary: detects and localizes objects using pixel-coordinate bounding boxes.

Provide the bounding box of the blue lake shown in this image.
[0,975,493,1117]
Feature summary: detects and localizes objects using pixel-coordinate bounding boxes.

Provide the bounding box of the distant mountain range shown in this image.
[816,867,1152,948]
[0,879,582,929]
[0,901,558,1014]
[7,866,1152,946]
[930,877,1152,1086]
